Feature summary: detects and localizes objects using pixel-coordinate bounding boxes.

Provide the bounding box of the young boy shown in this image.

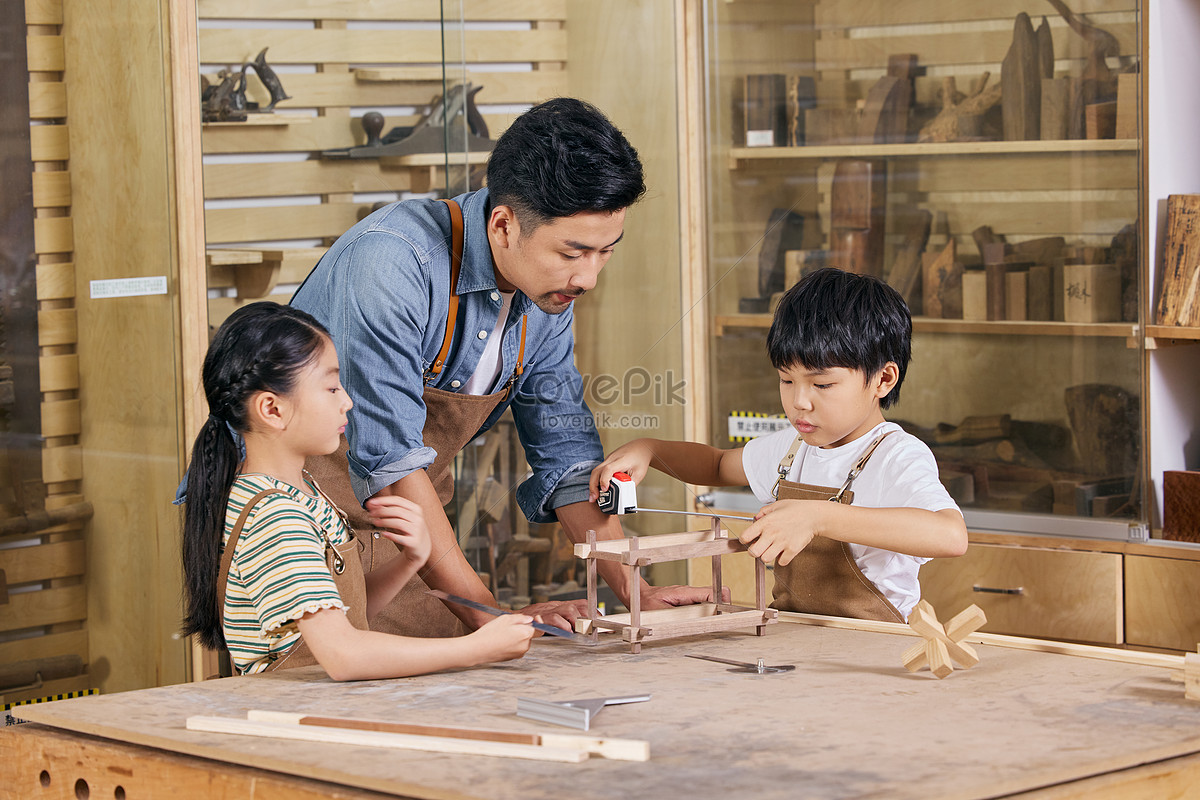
[589,267,967,622]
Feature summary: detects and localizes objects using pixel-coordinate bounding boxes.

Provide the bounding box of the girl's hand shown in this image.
[588,439,656,502]
[364,495,431,570]
[469,614,535,663]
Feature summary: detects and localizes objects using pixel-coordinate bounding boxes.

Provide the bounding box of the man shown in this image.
[292,98,713,633]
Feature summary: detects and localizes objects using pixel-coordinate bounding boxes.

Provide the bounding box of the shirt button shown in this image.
[490,291,500,302]
[450,380,461,388]
[478,330,488,340]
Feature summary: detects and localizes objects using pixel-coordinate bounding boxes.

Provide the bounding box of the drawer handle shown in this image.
[972,585,1024,595]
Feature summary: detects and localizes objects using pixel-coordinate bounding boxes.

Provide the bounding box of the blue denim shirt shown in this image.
[291,189,601,523]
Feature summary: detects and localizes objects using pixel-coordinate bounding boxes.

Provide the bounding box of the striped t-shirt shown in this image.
[222,473,353,675]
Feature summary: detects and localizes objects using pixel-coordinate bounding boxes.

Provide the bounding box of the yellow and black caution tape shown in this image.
[5,689,97,726]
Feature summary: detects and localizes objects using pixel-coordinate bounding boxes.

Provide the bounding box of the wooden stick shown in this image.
[186,715,588,763]
[244,710,650,762]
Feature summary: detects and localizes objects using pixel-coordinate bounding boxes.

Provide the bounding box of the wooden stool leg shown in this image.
[585,530,598,642]
[628,537,641,654]
[711,517,723,612]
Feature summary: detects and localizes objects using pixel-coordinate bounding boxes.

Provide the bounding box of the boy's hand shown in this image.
[739,500,821,566]
[589,439,656,501]
[365,495,432,569]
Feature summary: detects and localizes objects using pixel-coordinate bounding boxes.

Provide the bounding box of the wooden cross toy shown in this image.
[901,601,987,679]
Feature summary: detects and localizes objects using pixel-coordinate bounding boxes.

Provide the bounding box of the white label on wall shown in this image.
[745,129,775,147]
[89,276,168,299]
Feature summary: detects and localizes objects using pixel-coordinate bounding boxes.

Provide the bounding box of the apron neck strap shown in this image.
[426,198,464,383]
[771,429,894,500]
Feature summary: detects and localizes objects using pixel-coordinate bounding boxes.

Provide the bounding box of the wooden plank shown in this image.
[198,29,566,65]
[36,261,74,300]
[574,529,718,558]
[39,354,79,392]
[26,35,65,72]
[814,23,1137,72]
[0,540,86,584]
[203,160,414,201]
[41,399,81,437]
[37,308,76,346]
[32,171,70,207]
[0,629,87,669]
[815,0,1132,27]
[25,0,64,25]
[29,124,69,161]
[42,445,82,484]
[196,0,567,21]
[27,81,66,118]
[238,70,565,110]
[33,216,73,254]
[1155,194,1200,327]
[204,203,362,244]
[0,585,86,633]
[186,715,589,763]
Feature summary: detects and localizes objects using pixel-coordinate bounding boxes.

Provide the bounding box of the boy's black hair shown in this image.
[486,97,645,231]
[767,267,912,409]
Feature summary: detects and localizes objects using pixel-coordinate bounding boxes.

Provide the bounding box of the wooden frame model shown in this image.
[574,519,777,653]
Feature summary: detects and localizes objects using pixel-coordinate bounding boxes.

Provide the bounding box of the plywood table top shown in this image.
[9,617,1200,800]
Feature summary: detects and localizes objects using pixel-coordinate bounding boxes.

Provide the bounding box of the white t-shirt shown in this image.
[461,290,515,395]
[742,420,960,620]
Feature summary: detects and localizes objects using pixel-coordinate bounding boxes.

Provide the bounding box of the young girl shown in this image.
[181,302,535,679]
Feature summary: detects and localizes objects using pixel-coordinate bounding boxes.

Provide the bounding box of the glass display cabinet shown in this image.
[682,0,1200,650]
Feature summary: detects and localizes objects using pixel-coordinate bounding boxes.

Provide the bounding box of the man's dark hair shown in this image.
[487,97,645,230]
[767,268,912,409]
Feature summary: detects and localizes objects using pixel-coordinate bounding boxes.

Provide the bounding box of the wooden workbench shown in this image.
[4,615,1200,800]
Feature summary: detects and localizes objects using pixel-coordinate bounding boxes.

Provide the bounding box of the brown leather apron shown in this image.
[768,431,905,623]
[216,482,368,673]
[306,198,527,638]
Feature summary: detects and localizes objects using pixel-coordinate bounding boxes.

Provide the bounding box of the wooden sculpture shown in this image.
[901,601,987,679]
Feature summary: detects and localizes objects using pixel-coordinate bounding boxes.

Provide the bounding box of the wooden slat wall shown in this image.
[2,0,90,704]
[197,1,569,325]
[808,2,1141,259]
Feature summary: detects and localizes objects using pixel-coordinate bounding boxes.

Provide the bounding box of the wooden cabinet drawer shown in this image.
[1126,555,1200,651]
[919,543,1123,644]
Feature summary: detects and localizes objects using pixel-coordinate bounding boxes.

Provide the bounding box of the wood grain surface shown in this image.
[9,618,1200,800]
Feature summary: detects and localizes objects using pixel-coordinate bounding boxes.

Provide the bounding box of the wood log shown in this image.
[1036,16,1055,81]
[1063,263,1120,323]
[786,75,817,146]
[962,270,988,320]
[831,160,886,278]
[1155,194,1200,326]
[1005,270,1029,321]
[805,107,855,146]
[1027,265,1053,321]
[1086,101,1117,139]
[886,208,932,313]
[1110,223,1139,323]
[1011,236,1065,266]
[757,209,806,298]
[985,263,1010,321]
[744,74,787,147]
[918,74,1001,143]
[1041,78,1071,140]
[1064,384,1139,477]
[1002,13,1041,141]
[1115,71,1138,140]
[1047,0,1120,100]
[858,75,909,144]
[972,225,1006,263]
[1163,471,1200,543]
[921,239,961,319]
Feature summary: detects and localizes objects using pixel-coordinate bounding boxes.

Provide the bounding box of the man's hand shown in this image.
[516,599,589,633]
[642,584,731,608]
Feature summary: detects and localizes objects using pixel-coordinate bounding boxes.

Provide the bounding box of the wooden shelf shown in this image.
[715,314,1138,338]
[1146,325,1200,348]
[730,139,1137,167]
[202,114,311,128]
[378,151,490,168]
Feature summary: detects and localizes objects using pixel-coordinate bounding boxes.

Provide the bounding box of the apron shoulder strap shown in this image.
[426,198,464,383]
[216,488,286,625]
[772,428,895,501]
